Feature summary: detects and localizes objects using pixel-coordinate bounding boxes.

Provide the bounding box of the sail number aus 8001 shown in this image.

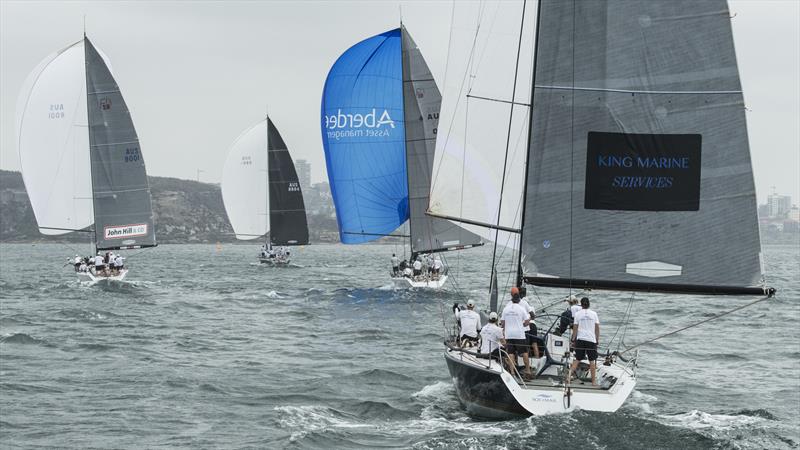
[124,147,141,162]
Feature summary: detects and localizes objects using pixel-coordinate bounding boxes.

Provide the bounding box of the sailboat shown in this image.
[435,0,775,417]
[16,35,157,283]
[221,117,309,266]
[321,25,483,288]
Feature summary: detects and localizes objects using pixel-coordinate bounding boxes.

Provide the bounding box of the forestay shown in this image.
[222,121,269,240]
[521,0,765,293]
[321,29,408,244]
[85,37,156,250]
[401,26,483,255]
[428,1,536,245]
[267,118,309,246]
[16,40,94,235]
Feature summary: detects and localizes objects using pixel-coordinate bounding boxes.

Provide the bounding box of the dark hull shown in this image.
[444,351,529,419]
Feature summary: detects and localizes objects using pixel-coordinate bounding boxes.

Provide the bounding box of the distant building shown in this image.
[767,194,791,218]
[789,206,800,222]
[295,159,311,191]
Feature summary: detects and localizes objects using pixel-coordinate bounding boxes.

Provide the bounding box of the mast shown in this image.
[516,0,543,288]
[399,23,414,260]
[265,110,270,250]
[83,33,99,255]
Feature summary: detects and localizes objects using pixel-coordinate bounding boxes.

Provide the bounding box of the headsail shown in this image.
[321,29,408,244]
[267,118,309,246]
[428,1,536,247]
[84,37,156,250]
[521,0,766,295]
[221,121,269,240]
[16,40,94,235]
[401,26,483,257]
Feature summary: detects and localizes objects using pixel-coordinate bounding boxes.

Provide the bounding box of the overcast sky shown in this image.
[1,0,798,204]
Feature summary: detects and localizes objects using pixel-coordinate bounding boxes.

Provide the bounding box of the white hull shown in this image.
[259,257,290,267]
[444,334,637,417]
[76,269,128,283]
[391,274,447,289]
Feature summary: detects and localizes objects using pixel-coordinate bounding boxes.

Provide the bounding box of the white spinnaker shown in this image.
[16,41,91,235]
[221,120,269,240]
[16,40,115,235]
[429,1,535,246]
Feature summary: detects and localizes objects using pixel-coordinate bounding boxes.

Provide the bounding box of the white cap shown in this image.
[467,300,475,307]
[489,312,498,320]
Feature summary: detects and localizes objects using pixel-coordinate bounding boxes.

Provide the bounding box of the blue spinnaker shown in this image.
[321,28,408,244]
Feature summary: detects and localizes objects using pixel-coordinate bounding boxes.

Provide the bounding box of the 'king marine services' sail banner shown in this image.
[321,29,408,244]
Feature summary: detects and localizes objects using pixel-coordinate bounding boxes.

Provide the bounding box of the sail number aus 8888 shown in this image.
[124,147,141,162]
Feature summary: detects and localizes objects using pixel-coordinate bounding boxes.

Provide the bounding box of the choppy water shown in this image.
[1,242,798,449]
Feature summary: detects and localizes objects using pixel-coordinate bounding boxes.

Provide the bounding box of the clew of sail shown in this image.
[221,121,270,241]
[84,37,156,250]
[521,0,766,294]
[428,2,536,247]
[267,118,309,246]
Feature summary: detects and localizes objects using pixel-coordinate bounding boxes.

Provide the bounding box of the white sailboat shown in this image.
[16,35,157,283]
[321,25,483,289]
[221,116,309,266]
[434,0,775,417]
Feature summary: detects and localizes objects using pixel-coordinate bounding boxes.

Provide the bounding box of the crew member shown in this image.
[456,299,481,346]
[501,287,532,379]
[568,297,601,386]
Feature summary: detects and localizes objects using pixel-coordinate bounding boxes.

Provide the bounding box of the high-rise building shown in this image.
[295,159,311,191]
[767,194,792,218]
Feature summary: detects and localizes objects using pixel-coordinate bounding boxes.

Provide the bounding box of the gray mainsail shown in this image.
[520,0,766,294]
[85,37,156,250]
[401,25,483,257]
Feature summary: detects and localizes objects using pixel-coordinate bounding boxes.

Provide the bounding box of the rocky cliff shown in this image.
[0,170,339,244]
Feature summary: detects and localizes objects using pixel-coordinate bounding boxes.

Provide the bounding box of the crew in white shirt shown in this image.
[94,254,105,274]
[568,296,601,386]
[114,255,125,271]
[432,257,443,275]
[391,254,400,275]
[501,287,532,378]
[412,259,422,277]
[456,299,481,346]
[480,312,505,359]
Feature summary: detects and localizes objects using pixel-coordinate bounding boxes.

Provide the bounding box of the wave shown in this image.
[659,409,765,430]
[353,368,415,383]
[0,333,48,346]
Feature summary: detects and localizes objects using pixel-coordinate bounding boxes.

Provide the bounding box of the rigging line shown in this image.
[568,0,576,298]
[604,292,635,352]
[430,0,486,196]
[618,295,772,356]
[534,85,743,95]
[616,293,636,353]
[489,0,528,291]
[465,94,530,107]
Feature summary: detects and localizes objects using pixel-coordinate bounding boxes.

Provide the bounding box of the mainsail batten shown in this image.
[519,0,765,294]
[84,37,156,251]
